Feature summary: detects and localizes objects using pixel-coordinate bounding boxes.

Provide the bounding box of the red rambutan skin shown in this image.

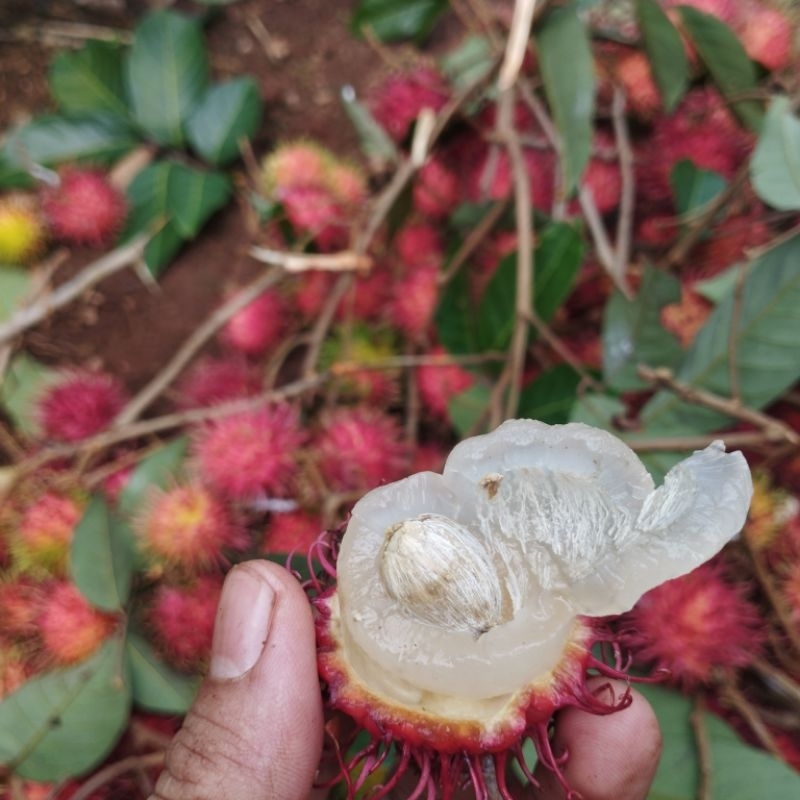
[417,347,475,420]
[621,561,764,689]
[395,222,443,270]
[369,67,450,143]
[136,484,245,573]
[36,369,127,443]
[314,407,409,493]
[41,168,127,248]
[413,158,460,220]
[738,7,793,72]
[261,509,322,555]
[176,357,261,410]
[613,50,662,119]
[192,404,304,499]
[280,184,350,251]
[0,577,44,639]
[38,581,118,666]
[14,492,83,575]
[148,575,223,670]
[263,140,330,192]
[390,263,439,340]
[220,289,286,357]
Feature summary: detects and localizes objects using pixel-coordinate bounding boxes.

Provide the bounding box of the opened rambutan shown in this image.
[262,509,322,556]
[0,194,47,266]
[175,356,261,410]
[135,483,245,574]
[417,347,475,421]
[390,263,439,340]
[192,404,305,499]
[41,168,127,248]
[308,420,752,796]
[38,581,118,665]
[413,158,460,220]
[314,407,409,493]
[36,368,127,442]
[148,575,223,670]
[368,67,450,143]
[13,492,83,575]
[622,560,763,689]
[220,289,286,357]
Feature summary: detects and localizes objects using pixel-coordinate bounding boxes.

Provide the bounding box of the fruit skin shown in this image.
[41,168,127,247]
[220,289,286,357]
[13,492,83,576]
[0,195,47,266]
[737,6,793,72]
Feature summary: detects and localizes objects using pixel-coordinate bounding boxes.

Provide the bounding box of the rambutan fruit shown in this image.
[219,288,286,357]
[390,263,439,340]
[262,509,322,556]
[175,356,261,410]
[0,577,44,639]
[38,581,118,666]
[40,168,127,248]
[326,161,368,210]
[578,133,622,215]
[280,183,349,251]
[662,0,740,25]
[0,194,47,266]
[314,407,409,493]
[147,575,223,670]
[368,67,450,143]
[261,140,331,194]
[13,492,83,575]
[416,346,475,421]
[191,404,305,500]
[395,222,443,270]
[135,483,245,574]
[36,368,127,443]
[613,50,662,119]
[309,421,752,796]
[413,158,460,220]
[622,560,763,689]
[0,645,31,700]
[738,6,793,72]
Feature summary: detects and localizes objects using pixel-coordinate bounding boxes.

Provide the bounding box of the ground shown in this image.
[0,0,390,392]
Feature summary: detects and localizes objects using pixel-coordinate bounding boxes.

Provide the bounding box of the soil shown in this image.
[0,0,396,393]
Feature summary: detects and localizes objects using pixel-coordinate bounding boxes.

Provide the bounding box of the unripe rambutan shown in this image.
[390,263,439,340]
[13,492,83,575]
[41,168,127,248]
[38,581,118,666]
[220,289,286,357]
[417,347,475,421]
[413,158,460,220]
[738,7,793,72]
[148,575,223,670]
[368,67,450,143]
[36,368,127,442]
[314,407,409,493]
[0,194,47,266]
[261,509,322,555]
[622,561,763,689]
[135,483,245,574]
[192,404,305,499]
[175,357,261,410]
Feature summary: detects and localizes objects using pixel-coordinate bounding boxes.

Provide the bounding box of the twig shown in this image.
[301,273,354,379]
[690,696,712,800]
[611,87,635,284]
[244,15,290,62]
[624,430,785,453]
[636,366,800,446]
[580,185,631,297]
[752,657,800,710]
[113,268,284,427]
[0,234,148,347]
[498,0,539,91]
[249,246,372,273]
[4,21,133,46]
[68,751,164,800]
[716,677,782,759]
[331,351,506,374]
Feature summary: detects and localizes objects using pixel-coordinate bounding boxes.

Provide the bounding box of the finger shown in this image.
[150,560,324,800]
[535,678,662,800]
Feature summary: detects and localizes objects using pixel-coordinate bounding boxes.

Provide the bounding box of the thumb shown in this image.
[150,560,324,800]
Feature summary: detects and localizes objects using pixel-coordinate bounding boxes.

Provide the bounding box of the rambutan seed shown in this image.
[38,581,117,666]
[36,368,128,443]
[40,168,127,248]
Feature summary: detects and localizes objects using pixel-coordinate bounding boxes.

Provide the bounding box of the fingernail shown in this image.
[210,564,276,680]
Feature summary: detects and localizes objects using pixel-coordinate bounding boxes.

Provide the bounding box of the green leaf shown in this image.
[640,683,800,800]
[0,639,131,780]
[671,160,727,217]
[535,4,595,193]
[440,35,495,93]
[341,85,400,170]
[677,6,762,131]
[695,262,741,304]
[0,353,57,435]
[71,495,135,612]
[642,232,800,433]
[2,114,138,179]
[751,96,800,211]
[118,436,189,518]
[186,77,263,166]
[448,383,491,436]
[48,40,130,118]
[126,632,200,714]
[517,364,580,422]
[435,267,479,356]
[124,160,231,275]
[602,264,683,391]
[351,0,448,43]
[569,391,625,429]
[634,0,689,112]
[125,10,209,146]
[0,267,32,319]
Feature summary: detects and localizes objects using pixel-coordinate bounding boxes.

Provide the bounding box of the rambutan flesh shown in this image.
[308,420,752,797]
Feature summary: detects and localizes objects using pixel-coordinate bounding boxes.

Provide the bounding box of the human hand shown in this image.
[148,560,661,800]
